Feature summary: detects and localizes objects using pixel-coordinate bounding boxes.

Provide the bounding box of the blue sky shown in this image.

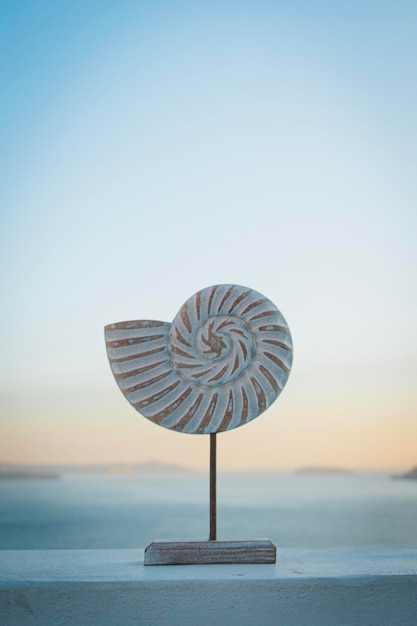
[1,1,416,469]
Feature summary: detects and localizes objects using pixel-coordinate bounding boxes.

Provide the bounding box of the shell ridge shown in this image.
[137,379,189,418]
[204,387,229,433]
[157,386,198,429]
[126,372,179,405]
[185,392,216,434]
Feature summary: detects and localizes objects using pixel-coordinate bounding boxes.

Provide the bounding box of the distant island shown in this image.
[296,466,352,475]
[0,462,192,479]
[0,470,59,480]
[392,466,417,481]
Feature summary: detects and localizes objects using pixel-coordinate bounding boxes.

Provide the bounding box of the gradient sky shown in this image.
[1,0,416,470]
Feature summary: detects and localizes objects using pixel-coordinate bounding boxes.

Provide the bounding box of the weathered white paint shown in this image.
[104,284,293,434]
[144,539,276,565]
[1,548,416,625]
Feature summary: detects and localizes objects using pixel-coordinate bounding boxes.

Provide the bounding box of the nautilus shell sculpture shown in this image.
[105,284,293,435]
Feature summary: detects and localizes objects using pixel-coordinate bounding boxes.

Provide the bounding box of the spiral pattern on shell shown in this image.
[105,284,293,434]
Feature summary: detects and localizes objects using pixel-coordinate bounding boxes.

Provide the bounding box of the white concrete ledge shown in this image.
[1,548,416,625]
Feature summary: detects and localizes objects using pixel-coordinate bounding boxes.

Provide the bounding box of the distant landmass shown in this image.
[392,466,417,481]
[0,462,192,479]
[296,466,352,475]
[0,469,59,480]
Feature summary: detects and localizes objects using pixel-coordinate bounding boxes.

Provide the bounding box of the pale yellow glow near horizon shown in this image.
[2,367,416,471]
[2,318,416,471]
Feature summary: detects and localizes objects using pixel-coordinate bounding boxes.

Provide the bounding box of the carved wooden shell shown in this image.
[105,284,293,434]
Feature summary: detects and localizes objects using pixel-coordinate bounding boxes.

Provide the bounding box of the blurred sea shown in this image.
[0,471,416,549]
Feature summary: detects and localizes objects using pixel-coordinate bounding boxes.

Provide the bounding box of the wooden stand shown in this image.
[144,434,277,565]
[144,539,276,565]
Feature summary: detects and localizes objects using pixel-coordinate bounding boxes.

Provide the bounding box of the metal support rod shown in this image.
[209,433,217,541]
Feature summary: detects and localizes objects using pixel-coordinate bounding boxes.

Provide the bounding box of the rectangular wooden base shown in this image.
[144,539,276,565]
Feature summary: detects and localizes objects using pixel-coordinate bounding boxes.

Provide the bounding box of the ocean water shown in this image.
[0,472,416,550]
